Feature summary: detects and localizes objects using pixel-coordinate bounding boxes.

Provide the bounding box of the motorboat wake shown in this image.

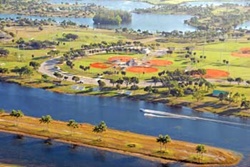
[140,108,250,127]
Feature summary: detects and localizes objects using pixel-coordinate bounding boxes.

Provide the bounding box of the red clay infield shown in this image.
[147,60,173,66]
[231,47,250,57]
[90,62,110,69]
[108,56,133,62]
[204,69,229,78]
[126,66,158,73]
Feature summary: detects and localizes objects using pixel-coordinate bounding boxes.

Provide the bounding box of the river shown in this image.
[0,82,250,166]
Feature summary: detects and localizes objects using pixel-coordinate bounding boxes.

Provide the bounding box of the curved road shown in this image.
[38,57,155,87]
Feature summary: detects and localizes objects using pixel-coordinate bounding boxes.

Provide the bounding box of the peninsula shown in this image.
[0,112,241,166]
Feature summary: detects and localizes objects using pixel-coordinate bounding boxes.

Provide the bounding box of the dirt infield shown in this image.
[147,60,173,66]
[108,56,133,62]
[126,66,158,73]
[204,69,229,78]
[90,62,110,69]
[231,47,250,57]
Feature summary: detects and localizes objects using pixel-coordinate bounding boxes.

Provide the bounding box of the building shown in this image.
[212,90,229,97]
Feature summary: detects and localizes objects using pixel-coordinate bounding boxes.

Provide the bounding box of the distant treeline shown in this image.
[93,9,132,25]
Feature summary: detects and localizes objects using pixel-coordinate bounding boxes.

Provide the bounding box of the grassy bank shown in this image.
[0,113,241,166]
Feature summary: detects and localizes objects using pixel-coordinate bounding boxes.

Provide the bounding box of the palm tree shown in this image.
[39,115,53,131]
[67,119,79,135]
[93,121,107,141]
[162,135,171,151]
[196,144,206,162]
[10,109,24,126]
[156,134,164,152]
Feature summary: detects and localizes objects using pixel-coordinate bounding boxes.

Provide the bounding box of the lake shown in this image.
[0,13,195,32]
[0,82,250,166]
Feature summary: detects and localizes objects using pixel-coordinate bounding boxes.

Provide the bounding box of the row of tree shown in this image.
[7,109,108,140]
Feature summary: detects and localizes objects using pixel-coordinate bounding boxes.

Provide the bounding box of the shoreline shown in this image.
[0,78,249,119]
[0,114,242,166]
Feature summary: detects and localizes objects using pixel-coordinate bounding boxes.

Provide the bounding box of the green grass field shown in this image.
[2,25,250,81]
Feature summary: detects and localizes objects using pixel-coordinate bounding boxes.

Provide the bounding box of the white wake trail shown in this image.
[140,109,250,127]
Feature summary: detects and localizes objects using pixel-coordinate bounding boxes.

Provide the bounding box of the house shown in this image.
[212,90,229,97]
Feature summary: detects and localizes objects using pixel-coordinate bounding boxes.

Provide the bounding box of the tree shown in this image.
[219,93,227,103]
[64,33,79,41]
[67,119,79,135]
[93,121,107,141]
[53,72,63,79]
[156,134,171,152]
[246,80,250,86]
[192,90,204,102]
[227,77,234,84]
[40,115,53,131]
[10,110,24,126]
[0,67,8,75]
[72,76,80,83]
[235,77,243,85]
[156,134,164,152]
[144,86,152,94]
[0,48,9,57]
[11,66,33,77]
[97,80,106,90]
[162,135,171,151]
[123,77,130,88]
[196,144,206,162]
[41,74,49,81]
[47,49,60,57]
[109,79,116,87]
[241,100,250,109]
[151,76,160,86]
[29,61,40,70]
[130,77,139,86]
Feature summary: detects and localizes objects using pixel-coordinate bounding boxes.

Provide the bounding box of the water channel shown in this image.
[0,82,250,166]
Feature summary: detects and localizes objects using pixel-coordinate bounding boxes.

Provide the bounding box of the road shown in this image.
[38,57,156,87]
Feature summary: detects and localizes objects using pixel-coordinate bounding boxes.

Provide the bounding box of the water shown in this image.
[0,132,162,167]
[237,21,250,29]
[0,13,195,32]
[0,82,250,166]
[48,0,153,12]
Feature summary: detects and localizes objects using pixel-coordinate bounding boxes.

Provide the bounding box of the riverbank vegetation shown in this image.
[0,111,241,166]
